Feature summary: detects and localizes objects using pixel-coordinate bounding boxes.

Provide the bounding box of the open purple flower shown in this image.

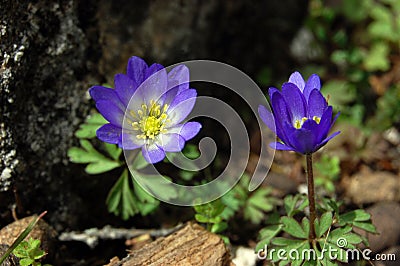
[89,56,201,163]
[258,71,340,154]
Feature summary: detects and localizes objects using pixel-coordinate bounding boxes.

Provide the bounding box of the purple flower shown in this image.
[89,56,201,163]
[258,71,340,154]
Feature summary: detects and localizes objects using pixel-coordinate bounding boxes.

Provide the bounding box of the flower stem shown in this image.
[306,153,316,242]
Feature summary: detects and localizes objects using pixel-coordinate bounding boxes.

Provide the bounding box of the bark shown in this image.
[106,222,234,266]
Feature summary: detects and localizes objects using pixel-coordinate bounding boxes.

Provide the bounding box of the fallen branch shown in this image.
[58,223,185,248]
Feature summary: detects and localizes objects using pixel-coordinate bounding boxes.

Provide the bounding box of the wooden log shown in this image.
[106,222,234,266]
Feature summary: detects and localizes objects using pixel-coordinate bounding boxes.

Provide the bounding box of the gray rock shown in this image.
[346,171,400,204]
[355,202,400,253]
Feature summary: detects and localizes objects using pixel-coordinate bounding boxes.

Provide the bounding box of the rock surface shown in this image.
[346,170,400,204]
[354,202,400,253]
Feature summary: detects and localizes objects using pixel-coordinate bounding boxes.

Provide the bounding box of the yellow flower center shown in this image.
[294,116,321,129]
[130,100,169,139]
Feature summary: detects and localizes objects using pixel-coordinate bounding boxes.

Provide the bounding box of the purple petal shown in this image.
[286,125,317,154]
[268,87,280,101]
[316,106,333,141]
[142,143,165,163]
[146,63,164,78]
[141,68,168,104]
[168,122,202,141]
[258,105,276,134]
[269,142,295,151]
[167,65,190,92]
[271,93,292,144]
[316,131,341,150]
[114,74,137,106]
[158,133,185,152]
[167,89,197,124]
[281,82,307,121]
[303,74,321,101]
[96,100,124,126]
[96,124,121,144]
[89,86,125,111]
[288,71,305,92]
[121,131,145,150]
[127,56,148,85]
[308,89,327,118]
[126,68,168,112]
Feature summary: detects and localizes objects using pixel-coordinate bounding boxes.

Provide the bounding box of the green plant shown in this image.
[220,174,278,224]
[0,212,47,265]
[304,0,400,130]
[12,238,50,266]
[68,112,160,220]
[256,195,376,265]
[314,154,340,194]
[193,199,229,243]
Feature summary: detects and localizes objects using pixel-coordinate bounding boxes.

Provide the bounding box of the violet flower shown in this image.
[89,56,201,163]
[258,71,340,154]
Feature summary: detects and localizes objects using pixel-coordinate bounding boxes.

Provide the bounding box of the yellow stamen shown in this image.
[294,116,321,129]
[132,100,170,140]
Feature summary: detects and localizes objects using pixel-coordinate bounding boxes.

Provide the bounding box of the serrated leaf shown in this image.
[256,224,283,251]
[68,140,121,174]
[85,160,121,174]
[284,194,308,217]
[75,113,108,139]
[339,209,370,225]
[281,217,307,239]
[272,237,304,246]
[316,212,333,238]
[302,217,310,237]
[106,170,138,220]
[352,221,377,233]
[104,143,122,160]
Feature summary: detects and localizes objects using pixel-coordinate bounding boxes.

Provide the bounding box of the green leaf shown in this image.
[136,174,178,201]
[75,113,107,139]
[339,209,371,225]
[321,80,356,107]
[315,212,333,238]
[271,237,304,246]
[68,140,121,174]
[132,152,149,170]
[106,170,138,220]
[85,160,121,174]
[283,194,308,217]
[132,177,159,216]
[182,144,200,159]
[244,187,275,224]
[363,42,390,72]
[211,222,228,233]
[256,224,283,252]
[103,143,122,161]
[281,217,307,239]
[352,221,377,233]
[194,214,209,223]
[19,258,34,266]
[302,217,310,237]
